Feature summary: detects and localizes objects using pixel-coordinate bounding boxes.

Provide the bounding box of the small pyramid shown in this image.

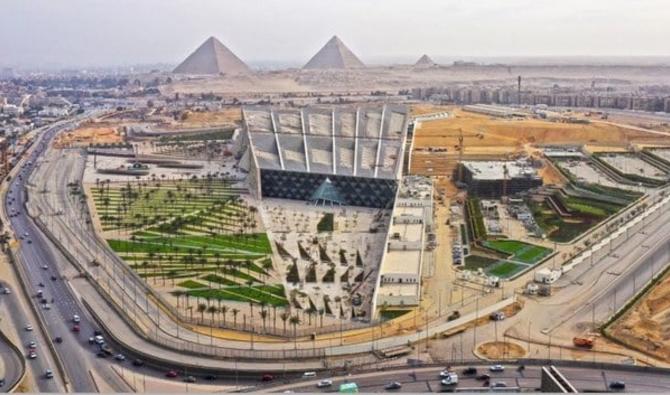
[414,54,436,67]
[303,36,365,70]
[173,36,250,75]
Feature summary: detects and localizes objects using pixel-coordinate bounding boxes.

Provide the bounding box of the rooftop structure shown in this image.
[373,176,433,311]
[303,36,365,70]
[459,160,542,197]
[414,54,437,68]
[463,104,527,118]
[242,104,410,208]
[173,36,251,75]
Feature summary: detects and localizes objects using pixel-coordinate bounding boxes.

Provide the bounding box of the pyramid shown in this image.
[303,36,365,70]
[414,54,436,67]
[173,36,250,75]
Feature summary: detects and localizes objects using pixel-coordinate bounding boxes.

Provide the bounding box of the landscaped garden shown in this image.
[92,177,288,307]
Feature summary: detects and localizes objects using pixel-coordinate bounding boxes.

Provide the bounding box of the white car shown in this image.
[28,341,37,349]
[441,372,459,386]
[94,335,104,345]
[303,371,317,378]
[28,351,37,359]
[2,288,10,295]
[316,379,333,388]
[439,370,453,378]
[72,314,81,323]
[25,324,33,331]
[489,364,505,372]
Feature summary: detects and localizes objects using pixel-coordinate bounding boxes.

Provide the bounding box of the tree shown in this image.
[220,305,228,325]
[259,309,268,333]
[289,315,301,348]
[280,312,289,335]
[232,308,240,326]
[197,303,207,323]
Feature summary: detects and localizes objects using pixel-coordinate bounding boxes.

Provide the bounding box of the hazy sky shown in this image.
[2,0,669,68]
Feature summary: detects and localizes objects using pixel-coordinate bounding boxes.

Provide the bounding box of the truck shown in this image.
[573,337,594,349]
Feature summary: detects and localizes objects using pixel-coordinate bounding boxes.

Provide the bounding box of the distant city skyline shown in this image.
[2,0,669,69]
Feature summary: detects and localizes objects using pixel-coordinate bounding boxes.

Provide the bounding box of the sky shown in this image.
[1,0,669,69]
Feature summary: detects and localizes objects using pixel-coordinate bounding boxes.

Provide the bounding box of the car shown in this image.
[36,290,43,297]
[0,378,5,386]
[93,329,102,336]
[491,382,507,388]
[462,367,477,375]
[28,341,37,349]
[51,276,57,281]
[114,354,125,361]
[165,371,178,378]
[204,374,217,381]
[261,374,274,382]
[28,351,37,359]
[25,324,33,331]
[38,282,44,287]
[23,232,28,238]
[489,365,505,372]
[609,381,626,390]
[440,370,453,378]
[132,359,144,367]
[88,337,95,344]
[27,239,32,244]
[3,288,10,295]
[94,335,104,344]
[72,315,81,323]
[96,351,107,358]
[183,376,196,383]
[72,325,80,332]
[385,382,402,390]
[45,369,54,379]
[476,374,490,381]
[316,379,333,388]
[54,336,63,344]
[441,372,459,386]
[303,371,317,378]
[41,265,48,270]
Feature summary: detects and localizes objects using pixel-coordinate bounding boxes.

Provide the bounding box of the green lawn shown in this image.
[486,261,527,278]
[482,239,552,264]
[463,255,499,271]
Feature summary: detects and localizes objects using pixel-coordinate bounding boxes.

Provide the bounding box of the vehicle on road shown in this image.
[491,381,507,388]
[441,372,459,386]
[610,381,626,390]
[72,324,80,332]
[384,382,402,390]
[42,303,50,310]
[45,369,54,379]
[204,374,217,381]
[54,336,63,344]
[303,371,317,378]
[88,337,95,344]
[462,367,477,375]
[517,365,525,372]
[25,324,33,331]
[132,359,144,367]
[0,378,5,386]
[94,335,104,344]
[165,371,178,378]
[261,374,274,382]
[72,314,80,323]
[41,265,48,270]
[50,275,57,281]
[489,311,505,321]
[183,376,196,383]
[573,337,594,349]
[339,382,358,393]
[114,354,125,361]
[489,365,505,372]
[27,341,37,349]
[28,351,37,359]
[2,288,10,295]
[476,374,491,381]
[317,379,333,388]
[96,351,107,358]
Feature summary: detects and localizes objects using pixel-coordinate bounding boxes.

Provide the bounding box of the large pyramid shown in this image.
[414,54,437,67]
[303,36,365,70]
[173,36,250,75]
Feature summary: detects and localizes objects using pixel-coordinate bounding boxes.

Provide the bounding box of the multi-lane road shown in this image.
[262,364,670,393]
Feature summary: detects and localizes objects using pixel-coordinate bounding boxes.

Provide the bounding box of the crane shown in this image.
[457,128,465,182]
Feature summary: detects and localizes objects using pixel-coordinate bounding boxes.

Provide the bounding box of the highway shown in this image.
[3,119,131,392]
[261,364,670,393]
[0,287,26,392]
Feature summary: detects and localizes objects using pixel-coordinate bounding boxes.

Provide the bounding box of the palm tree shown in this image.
[289,315,300,348]
[207,305,218,325]
[231,308,240,326]
[259,309,268,333]
[318,308,325,328]
[220,305,228,325]
[197,303,207,323]
[280,312,289,335]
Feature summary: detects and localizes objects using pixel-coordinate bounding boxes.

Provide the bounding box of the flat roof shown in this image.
[462,160,538,180]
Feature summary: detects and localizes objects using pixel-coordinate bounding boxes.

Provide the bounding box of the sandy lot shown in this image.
[54,125,122,147]
[608,270,670,362]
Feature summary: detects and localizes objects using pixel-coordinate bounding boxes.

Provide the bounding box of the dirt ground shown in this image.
[165,108,241,129]
[477,341,527,359]
[608,270,670,362]
[54,124,122,147]
[409,107,670,177]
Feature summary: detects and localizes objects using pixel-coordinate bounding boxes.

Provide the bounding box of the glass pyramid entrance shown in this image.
[310,177,345,206]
